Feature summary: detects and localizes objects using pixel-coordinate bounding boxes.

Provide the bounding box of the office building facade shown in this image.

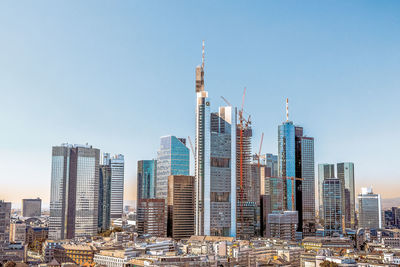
[323,178,342,236]
[22,198,42,217]
[167,175,195,239]
[318,164,335,220]
[337,162,355,229]
[137,199,166,237]
[358,187,382,229]
[109,154,125,220]
[137,160,157,201]
[0,200,11,257]
[98,163,111,231]
[268,211,298,241]
[49,143,100,240]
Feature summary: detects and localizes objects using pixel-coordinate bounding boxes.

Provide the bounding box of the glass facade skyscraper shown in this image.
[318,164,335,220]
[323,178,342,236]
[156,136,190,201]
[49,143,100,240]
[98,164,111,231]
[358,187,382,229]
[137,160,157,200]
[278,121,296,211]
[337,162,355,229]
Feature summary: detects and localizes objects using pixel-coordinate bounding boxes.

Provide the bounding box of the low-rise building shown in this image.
[54,244,96,266]
[94,248,137,267]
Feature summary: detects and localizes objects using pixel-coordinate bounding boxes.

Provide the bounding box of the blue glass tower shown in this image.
[156,136,190,201]
[278,121,296,211]
[137,160,157,200]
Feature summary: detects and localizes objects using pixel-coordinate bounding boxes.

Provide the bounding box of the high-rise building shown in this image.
[337,162,355,229]
[167,175,195,239]
[265,153,278,177]
[268,211,298,241]
[98,163,111,231]
[278,101,315,237]
[295,136,315,236]
[9,221,26,243]
[22,198,42,217]
[0,200,11,258]
[358,187,382,229]
[318,164,335,220]
[194,42,211,236]
[137,160,157,200]
[323,178,342,236]
[208,106,237,237]
[109,154,125,220]
[49,143,100,240]
[156,136,190,201]
[137,199,166,237]
[278,119,296,211]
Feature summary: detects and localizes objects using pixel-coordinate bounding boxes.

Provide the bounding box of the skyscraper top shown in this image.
[195,41,205,93]
[286,98,289,122]
[202,40,205,69]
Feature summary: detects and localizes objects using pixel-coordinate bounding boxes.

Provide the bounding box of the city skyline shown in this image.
[1,1,400,205]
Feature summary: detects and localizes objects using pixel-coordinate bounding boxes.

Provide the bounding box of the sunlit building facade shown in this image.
[358,187,382,229]
[318,164,335,220]
[337,162,355,229]
[137,160,157,200]
[323,178,342,236]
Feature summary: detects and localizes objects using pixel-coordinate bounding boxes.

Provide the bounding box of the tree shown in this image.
[4,261,17,267]
[320,260,339,267]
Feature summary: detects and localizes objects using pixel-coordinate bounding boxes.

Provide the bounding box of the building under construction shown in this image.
[236,112,256,239]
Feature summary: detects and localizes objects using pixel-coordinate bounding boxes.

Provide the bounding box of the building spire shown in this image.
[202,40,205,69]
[286,98,289,122]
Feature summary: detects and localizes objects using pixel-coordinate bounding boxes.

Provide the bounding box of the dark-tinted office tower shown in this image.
[22,198,42,217]
[295,135,315,236]
[0,200,11,258]
[337,162,355,229]
[137,199,166,237]
[49,144,100,240]
[318,164,335,220]
[358,187,382,229]
[265,153,278,177]
[323,178,343,236]
[137,160,157,200]
[98,163,111,231]
[167,175,195,239]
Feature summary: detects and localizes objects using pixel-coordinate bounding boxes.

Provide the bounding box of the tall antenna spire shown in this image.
[202,40,205,69]
[286,98,289,122]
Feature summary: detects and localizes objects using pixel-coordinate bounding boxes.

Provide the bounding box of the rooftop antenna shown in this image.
[286,98,289,122]
[202,40,205,69]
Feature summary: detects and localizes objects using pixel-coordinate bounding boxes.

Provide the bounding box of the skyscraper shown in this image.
[109,154,125,220]
[323,178,342,236]
[268,211,298,241]
[137,199,166,237]
[22,198,42,217]
[318,164,335,220]
[358,187,382,229]
[0,200,11,260]
[137,160,157,200]
[49,143,100,240]
[195,41,211,236]
[337,162,355,229]
[265,153,278,177]
[98,163,111,231]
[156,136,190,201]
[209,106,237,237]
[295,136,315,236]
[167,175,195,239]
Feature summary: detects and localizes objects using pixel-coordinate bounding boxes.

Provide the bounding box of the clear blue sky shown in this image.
[0,1,399,206]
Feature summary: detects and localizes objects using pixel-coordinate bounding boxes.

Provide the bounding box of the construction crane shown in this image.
[254,132,264,168]
[187,136,195,159]
[220,96,232,107]
[267,176,304,211]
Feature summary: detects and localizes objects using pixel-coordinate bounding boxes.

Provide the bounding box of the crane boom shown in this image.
[187,136,195,159]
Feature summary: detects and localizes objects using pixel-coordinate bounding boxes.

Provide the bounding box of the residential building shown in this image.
[137,160,157,200]
[137,199,166,237]
[167,175,195,239]
[317,164,335,221]
[323,178,343,236]
[49,143,100,240]
[358,187,382,229]
[22,198,42,217]
[98,162,111,231]
[337,162,356,229]
[268,211,298,241]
